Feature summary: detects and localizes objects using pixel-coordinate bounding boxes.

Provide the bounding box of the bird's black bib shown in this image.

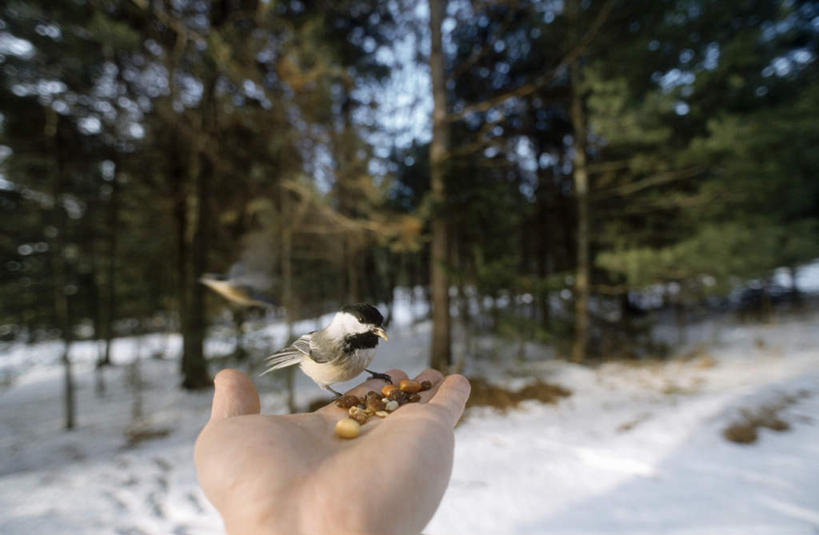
[342,332,381,353]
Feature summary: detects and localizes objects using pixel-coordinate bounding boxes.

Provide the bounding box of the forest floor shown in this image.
[1,292,818,534]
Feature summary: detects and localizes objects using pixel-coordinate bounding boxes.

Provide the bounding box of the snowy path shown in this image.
[1,309,818,534]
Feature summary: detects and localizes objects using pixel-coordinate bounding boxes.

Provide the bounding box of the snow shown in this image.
[1,294,818,534]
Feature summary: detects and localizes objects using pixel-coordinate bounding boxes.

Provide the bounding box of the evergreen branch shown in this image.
[592,167,705,201]
[446,0,615,123]
[451,1,532,80]
[128,0,206,48]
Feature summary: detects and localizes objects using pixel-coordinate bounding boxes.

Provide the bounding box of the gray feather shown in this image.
[291,335,312,356]
[261,334,312,374]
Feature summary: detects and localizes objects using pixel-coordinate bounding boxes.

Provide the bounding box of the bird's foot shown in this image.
[365,369,393,384]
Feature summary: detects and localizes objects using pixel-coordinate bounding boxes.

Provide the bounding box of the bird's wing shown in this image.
[261,334,313,374]
[291,334,313,356]
[302,331,336,363]
[199,275,275,308]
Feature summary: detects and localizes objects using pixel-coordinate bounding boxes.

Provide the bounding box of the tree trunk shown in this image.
[173,140,189,366]
[280,191,298,413]
[232,308,248,361]
[48,110,76,430]
[535,169,552,329]
[283,237,297,414]
[788,265,801,306]
[345,241,360,304]
[175,86,212,389]
[180,132,212,389]
[569,0,590,364]
[100,164,119,369]
[428,0,452,372]
[129,332,143,422]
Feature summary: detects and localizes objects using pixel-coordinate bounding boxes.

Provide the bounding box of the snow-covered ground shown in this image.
[1,293,818,534]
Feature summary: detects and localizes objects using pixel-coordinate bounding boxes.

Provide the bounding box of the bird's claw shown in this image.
[365,369,393,384]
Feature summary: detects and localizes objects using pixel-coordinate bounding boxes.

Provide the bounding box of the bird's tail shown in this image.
[260,348,304,375]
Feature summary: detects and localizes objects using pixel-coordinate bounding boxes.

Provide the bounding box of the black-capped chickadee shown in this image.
[199,273,276,309]
[263,303,390,396]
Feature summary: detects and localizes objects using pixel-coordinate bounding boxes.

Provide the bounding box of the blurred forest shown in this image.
[1,0,817,420]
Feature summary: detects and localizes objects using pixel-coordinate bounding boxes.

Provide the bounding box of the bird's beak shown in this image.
[373,327,388,342]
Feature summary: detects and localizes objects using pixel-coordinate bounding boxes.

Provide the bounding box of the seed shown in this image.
[399,379,422,393]
[375,410,389,418]
[381,384,398,397]
[335,418,361,439]
[351,411,370,425]
[365,391,386,412]
[349,406,362,416]
[420,380,432,391]
[388,389,410,404]
[385,400,399,412]
[335,394,361,409]
[408,392,421,403]
[368,400,386,412]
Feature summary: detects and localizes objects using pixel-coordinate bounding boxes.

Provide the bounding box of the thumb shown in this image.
[429,374,471,428]
[209,369,261,422]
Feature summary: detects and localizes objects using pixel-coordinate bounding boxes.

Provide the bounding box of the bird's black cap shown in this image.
[340,303,384,326]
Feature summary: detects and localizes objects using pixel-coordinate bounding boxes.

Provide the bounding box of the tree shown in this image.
[428,0,452,372]
[568,0,591,363]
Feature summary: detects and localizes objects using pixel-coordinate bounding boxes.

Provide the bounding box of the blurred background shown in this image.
[1,0,818,534]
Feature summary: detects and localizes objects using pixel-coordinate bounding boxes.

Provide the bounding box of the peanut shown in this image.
[335,418,361,439]
[351,411,370,425]
[399,379,422,393]
[335,394,361,409]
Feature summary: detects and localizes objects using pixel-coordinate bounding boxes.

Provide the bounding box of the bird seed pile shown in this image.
[333,379,432,439]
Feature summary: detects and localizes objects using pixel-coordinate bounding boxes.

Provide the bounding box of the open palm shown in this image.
[194,368,470,535]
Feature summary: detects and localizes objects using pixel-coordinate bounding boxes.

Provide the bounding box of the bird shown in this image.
[262,303,390,397]
[199,273,276,309]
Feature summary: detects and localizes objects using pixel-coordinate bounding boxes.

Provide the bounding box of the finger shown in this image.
[414,368,444,385]
[209,369,261,422]
[345,368,409,398]
[428,375,471,427]
[413,368,445,402]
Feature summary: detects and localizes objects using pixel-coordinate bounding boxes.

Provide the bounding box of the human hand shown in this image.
[194,368,470,535]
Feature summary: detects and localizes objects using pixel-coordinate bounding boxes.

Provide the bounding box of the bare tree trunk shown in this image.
[569,0,590,364]
[232,308,248,361]
[81,215,105,397]
[674,296,687,346]
[280,193,298,413]
[179,77,214,390]
[428,0,452,372]
[48,110,76,430]
[535,167,552,329]
[345,241,360,303]
[96,159,120,397]
[173,144,189,363]
[129,332,144,422]
[101,164,119,368]
[180,143,212,388]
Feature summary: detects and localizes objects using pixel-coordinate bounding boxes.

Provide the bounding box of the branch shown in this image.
[451,1,532,80]
[128,0,206,48]
[446,0,615,123]
[592,167,705,201]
